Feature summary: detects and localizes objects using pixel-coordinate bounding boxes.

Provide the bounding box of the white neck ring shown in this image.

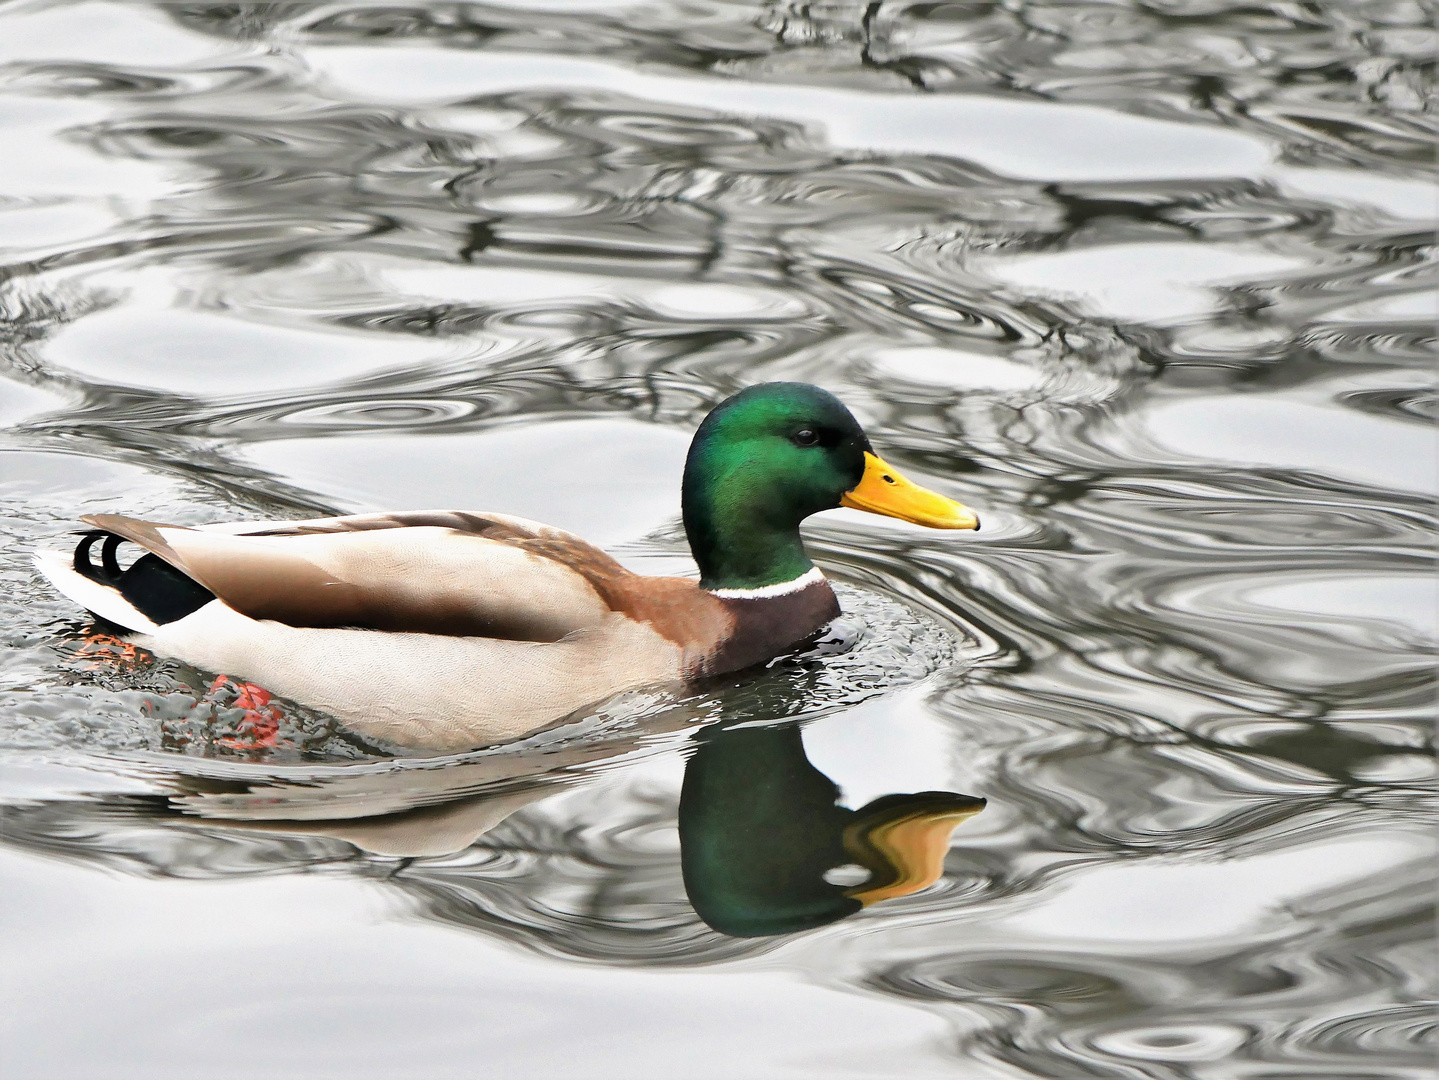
[707,566,826,600]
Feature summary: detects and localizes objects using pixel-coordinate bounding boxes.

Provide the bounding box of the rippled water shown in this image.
[1,2,1434,1077]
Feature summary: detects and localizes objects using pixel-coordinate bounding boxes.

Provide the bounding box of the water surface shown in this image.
[0,2,1434,1077]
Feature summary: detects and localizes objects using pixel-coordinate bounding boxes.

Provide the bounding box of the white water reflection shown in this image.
[1246,575,1438,642]
[45,307,458,395]
[382,263,807,317]
[308,47,1276,180]
[983,243,1307,324]
[0,1,231,67]
[1,846,960,1080]
[868,347,1045,392]
[1146,394,1437,494]
[0,97,177,198]
[1268,166,1438,222]
[1006,835,1428,943]
[242,418,692,542]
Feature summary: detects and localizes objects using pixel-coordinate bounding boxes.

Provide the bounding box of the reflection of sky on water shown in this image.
[0,846,957,1080]
[308,46,1278,180]
[0,0,1433,1076]
[242,419,692,544]
[1149,393,1437,495]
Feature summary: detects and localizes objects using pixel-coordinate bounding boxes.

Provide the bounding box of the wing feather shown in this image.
[81,513,615,640]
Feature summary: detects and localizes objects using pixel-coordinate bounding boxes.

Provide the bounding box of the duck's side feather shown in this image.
[82,511,622,642]
[69,511,841,676]
[145,602,688,749]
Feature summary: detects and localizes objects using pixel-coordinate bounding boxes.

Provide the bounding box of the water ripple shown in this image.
[0,2,1433,1076]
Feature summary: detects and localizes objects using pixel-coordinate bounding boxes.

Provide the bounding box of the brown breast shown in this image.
[579,569,839,679]
[705,579,841,675]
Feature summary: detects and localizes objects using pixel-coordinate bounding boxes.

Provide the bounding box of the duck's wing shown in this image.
[63,511,620,640]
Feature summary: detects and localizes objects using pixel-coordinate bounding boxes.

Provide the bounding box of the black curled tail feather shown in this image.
[74,531,122,582]
[73,529,216,625]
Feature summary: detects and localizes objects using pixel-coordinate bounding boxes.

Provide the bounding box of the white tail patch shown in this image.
[32,549,159,634]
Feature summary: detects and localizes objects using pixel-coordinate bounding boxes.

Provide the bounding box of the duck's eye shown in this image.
[792,428,820,447]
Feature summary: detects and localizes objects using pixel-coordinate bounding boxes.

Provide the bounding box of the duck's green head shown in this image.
[682,382,979,590]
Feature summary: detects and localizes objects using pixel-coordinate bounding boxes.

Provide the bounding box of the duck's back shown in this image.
[60,510,631,640]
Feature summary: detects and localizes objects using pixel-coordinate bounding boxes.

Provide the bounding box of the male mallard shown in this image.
[35,382,979,750]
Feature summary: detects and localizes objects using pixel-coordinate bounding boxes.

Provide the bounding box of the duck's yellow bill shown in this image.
[841,452,979,530]
[844,803,986,906]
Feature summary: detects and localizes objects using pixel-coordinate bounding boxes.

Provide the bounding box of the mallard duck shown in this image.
[35,382,979,750]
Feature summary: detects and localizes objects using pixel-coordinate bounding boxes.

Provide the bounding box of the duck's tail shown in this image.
[34,546,159,634]
[34,527,217,634]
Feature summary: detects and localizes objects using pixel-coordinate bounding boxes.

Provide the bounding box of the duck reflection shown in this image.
[680,719,984,937]
[153,707,984,938]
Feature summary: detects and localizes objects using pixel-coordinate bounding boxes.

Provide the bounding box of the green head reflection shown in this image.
[678,720,985,938]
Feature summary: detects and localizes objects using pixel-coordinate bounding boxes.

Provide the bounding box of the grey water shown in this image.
[0,2,1434,1077]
